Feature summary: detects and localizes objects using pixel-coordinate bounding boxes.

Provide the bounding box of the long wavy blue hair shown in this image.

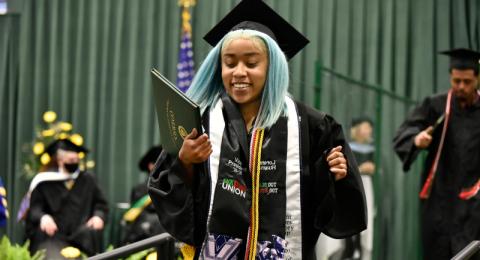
[186,29,289,129]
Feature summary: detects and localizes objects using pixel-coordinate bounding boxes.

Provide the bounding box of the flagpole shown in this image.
[176,0,196,93]
[179,0,195,35]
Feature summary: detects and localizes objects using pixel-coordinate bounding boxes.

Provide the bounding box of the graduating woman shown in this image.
[148,1,367,259]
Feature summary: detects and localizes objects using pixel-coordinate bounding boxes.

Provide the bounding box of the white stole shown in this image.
[207,96,303,259]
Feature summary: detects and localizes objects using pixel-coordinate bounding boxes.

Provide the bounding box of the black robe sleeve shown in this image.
[300,104,367,239]
[393,95,444,171]
[90,174,109,222]
[28,186,49,225]
[148,150,197,245]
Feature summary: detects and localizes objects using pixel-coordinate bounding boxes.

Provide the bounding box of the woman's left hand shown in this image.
[326,146,348,181]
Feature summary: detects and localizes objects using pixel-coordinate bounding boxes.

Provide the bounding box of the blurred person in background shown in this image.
[343,117,376,260]
[26,139,108,259]
[122,145,166,244]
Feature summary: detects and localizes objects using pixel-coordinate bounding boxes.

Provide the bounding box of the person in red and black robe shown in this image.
[393,48,480,260]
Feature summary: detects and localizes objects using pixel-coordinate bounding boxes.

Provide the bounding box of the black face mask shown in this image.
[64,163,79,173]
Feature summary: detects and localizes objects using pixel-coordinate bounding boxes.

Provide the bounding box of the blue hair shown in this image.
[186,29,289,129]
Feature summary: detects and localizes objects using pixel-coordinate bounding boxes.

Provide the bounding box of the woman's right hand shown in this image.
[178,128,212,167]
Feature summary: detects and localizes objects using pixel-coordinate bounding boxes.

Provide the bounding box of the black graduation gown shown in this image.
[148,99,367,260]
[122,180,166,245]
[130,181,149,203]
[341,142,375,259]
[26,171,109,257]
[351,145,374,166]
[393,92,480,259]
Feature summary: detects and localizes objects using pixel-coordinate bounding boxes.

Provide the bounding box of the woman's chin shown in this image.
[230,94,249,104]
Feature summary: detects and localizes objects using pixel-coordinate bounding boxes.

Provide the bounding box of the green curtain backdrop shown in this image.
[0,13,20,240]
[1,0,479,258]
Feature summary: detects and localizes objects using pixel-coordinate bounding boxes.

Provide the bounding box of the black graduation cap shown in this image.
[203,0,309,60]
[138,146,163,172]
[439,48,480,73]
[45,139,88,156]
[351,116,373,127]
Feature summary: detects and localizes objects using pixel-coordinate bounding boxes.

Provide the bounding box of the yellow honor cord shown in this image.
[248,128,264,259]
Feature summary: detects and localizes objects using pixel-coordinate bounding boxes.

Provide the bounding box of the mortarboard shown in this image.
[439,48,480,73]
[138,146,163,172]
[203,0,309,60]
[45,139,88,156]
[351,116,373,128]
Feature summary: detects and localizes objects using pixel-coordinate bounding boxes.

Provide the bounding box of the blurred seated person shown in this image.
[342,117,376,260]
[131,146,163,203]
[122,146,166,244]
[317,117,376,260]
[25,139,109,259]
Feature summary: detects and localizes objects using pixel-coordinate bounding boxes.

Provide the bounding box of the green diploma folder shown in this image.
[151,69,202,155]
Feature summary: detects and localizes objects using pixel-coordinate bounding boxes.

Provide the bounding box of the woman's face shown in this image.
[352,122,373,143]
[221,37,268,108]
[57,150,80,172]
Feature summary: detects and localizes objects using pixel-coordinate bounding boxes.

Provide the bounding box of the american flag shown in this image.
[176,7,195,93]
[0,177,8,227]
